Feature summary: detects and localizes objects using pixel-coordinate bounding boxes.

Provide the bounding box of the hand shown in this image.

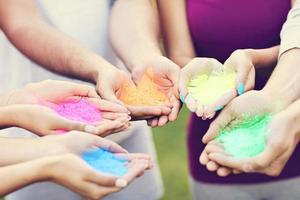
[43,153,151,200]
[96,66,172,121]
[200,90,288,176]
[132,55,181,127]
[203,100,300,177]
[10,105,129,136]
[179,52,255,119]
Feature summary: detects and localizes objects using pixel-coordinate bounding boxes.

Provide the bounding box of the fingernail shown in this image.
[237,83,244,95]
[180,94,185,103]
[215,106,223,111]
[84,125,96,133]
[116,179,127,188]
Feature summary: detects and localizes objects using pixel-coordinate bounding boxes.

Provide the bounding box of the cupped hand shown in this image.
[204,100,300,177]
[11,105,129,136]
[132,55,181,127]
[96,66,172,121]
[200,90,288,176]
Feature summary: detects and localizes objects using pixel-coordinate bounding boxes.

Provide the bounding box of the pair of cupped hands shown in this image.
[2,80,153,199]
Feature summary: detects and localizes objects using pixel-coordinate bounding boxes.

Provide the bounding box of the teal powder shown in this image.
[82,148,128,177]
[215,114,273,158]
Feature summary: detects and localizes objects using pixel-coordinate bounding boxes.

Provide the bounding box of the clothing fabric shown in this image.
[186,0,297,184]
[190,176,300,200]
[0,0,163,199]
[280,0,300,56]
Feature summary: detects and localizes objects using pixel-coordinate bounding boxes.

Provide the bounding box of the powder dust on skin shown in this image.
[215,114,273,158]
[188,71,236,104]
[52,98,102,124]
[119,68,169,106]
[82,148,128,177]
[43,98,127,175]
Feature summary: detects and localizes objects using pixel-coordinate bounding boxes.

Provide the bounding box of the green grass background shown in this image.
[0,107,191,200]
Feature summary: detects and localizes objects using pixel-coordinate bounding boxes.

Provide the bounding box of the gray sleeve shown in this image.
[280,0,300,56]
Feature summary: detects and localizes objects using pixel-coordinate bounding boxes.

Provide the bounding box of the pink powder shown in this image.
[53,98,102,125]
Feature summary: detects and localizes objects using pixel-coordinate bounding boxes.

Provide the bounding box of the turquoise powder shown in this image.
[82,148,128,177]
[215,114,272,158]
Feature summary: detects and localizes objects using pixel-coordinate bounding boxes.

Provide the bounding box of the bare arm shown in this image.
[157,0,195,67]
[110,0,162,69]
[0,0,115,83]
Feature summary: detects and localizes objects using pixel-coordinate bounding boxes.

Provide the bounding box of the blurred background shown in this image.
[153,107,191,200]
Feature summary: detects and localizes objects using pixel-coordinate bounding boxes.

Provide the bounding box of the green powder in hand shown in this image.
[187,71,236,104]
[215,114,273,158]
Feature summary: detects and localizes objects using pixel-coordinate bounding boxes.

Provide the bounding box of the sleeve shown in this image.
[279,0,300,56]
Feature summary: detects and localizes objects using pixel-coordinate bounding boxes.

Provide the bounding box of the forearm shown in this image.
[0,158,48,196]
[157,0,195,67]
[262,48,300,104]
[110,0,162,69]
[0,0,115,83]
[0,136,65,166]
[246,46,279,69]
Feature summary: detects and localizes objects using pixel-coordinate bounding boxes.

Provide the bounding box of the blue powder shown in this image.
[82,148,128,177]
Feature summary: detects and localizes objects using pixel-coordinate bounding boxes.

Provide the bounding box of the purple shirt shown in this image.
[187,0,294,184]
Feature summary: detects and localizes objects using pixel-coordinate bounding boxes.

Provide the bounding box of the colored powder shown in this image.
[215,114,272,158]
[187,71,236,104]
[82,148,128,177]
[119,69,169,106]
[52,98,102,124]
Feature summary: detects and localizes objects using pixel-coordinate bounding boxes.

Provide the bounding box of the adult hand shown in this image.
[8,80,130,123]
[43,153,151,200]
[96,66,172,121]
[132,55,181,127]
[9,105,130,136]
[203,99,300,177]
[179,52,255,119]
[200,90,288,176]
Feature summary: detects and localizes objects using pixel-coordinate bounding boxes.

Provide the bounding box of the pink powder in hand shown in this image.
[53,98,102,125]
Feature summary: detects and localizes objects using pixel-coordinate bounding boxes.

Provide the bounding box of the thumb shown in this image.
[53,117,97,134]
[178,71,189,103]
[202,106,235,144]
[97,83,123,105]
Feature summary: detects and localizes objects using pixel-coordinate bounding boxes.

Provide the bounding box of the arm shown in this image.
[0,0,115,83]
[157,0,195,67]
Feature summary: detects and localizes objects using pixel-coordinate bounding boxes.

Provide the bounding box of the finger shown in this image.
[72,83,100,98]
[168,95,181,121]
[150,118,159,127]
[115,153,151,162]
[206,161,219,171]
[179,70,190,100]
[233,169,243,174]
[202,106,235,143]
[127,105,171,120]
[101,112,130,121]
[208,152,245,171]
[94,120,127,136]
[206,89,237,118]
[52,116,97,134]
[199,151,210,165]
[185,94,197,112]
[244,67,255,92]
[87,171,118,187]
[158,115,169,127]
[121,160,148,185]
[88,98,128,113]
[94,136,128,153]
[195,103,204,118]
[98,83,123,105]
[217,167,232,177]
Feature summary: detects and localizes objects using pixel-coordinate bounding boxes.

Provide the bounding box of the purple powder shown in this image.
[52,98,102,124]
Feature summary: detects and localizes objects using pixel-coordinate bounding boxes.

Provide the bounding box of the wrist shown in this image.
[39,155,68,181]
[260,87,293,110]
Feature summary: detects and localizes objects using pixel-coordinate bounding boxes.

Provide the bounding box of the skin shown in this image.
[157,0,280,118]
[0,80,132,136]
[110,0,181,127]
[0,0,169,121]
[0,132,153,199]
[201,49,300,176]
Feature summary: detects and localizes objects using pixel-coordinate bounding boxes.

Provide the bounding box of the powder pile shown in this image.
[215,114,272,158]
[52,98,102,124]
[82,148,128,177]
[188,71,236,104]
[119,69,169,106]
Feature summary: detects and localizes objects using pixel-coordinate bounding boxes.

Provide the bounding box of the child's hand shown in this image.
[42,153,150,200]
[7,105,129,136]
[131,55,181,127]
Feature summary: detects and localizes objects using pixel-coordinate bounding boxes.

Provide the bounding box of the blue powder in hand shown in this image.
[82,148,128,177]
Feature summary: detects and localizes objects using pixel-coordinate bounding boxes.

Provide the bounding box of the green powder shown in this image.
[215,114,272,158]
[187,71,236,104]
